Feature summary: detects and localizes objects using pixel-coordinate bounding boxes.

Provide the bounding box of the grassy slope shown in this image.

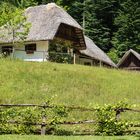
[0,135,139,140]
[0,59,140,133]
[0,59,140,107]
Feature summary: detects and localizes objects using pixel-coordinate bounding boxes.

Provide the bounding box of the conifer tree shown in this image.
[113,0,140,57]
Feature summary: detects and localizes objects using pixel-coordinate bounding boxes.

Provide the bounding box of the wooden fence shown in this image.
[0,104,140,135]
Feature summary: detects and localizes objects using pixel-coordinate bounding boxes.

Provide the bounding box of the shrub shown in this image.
[0,104,69,135]
[95,102,130,136]
[49,52,73,64]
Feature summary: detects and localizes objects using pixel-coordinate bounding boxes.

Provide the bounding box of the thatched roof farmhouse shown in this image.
[0,3,86,49]
[117,49,140,70]
[0,3,115,67]
[0,3,86,61]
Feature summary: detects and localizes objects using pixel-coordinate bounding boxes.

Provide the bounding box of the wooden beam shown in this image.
[73,53,76,64]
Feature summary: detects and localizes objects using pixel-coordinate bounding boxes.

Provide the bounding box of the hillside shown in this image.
[0,59,140,107]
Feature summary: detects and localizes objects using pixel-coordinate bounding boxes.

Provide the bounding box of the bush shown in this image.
[54,129,73,136]
[0,104,69,135]
[49,52,73,64]
[0,107,41,134]
[107,48,119,64]
[95,102,130,136]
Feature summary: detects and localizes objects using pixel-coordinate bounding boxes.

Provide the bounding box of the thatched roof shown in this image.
[117,49,140,67]
[80,36,116,67]
[0,3,86,49]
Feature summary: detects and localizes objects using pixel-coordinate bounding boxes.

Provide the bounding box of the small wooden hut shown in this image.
[76,36,116,67]
[117,49,140,70]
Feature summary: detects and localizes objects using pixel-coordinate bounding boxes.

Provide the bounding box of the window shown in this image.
[25,44,36,54]
[2,46,13,57]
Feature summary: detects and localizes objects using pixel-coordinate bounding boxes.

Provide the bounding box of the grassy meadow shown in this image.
[0,135,140,140]
[0,59,139,107]
[0,59,140,136]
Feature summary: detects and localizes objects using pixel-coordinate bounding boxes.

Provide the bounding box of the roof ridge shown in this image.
[117,49,140,67]
[26,3,58,11]
[130,49,140,61]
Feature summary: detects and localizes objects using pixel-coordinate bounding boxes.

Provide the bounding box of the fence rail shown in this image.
[1,104,140,112]
[0,104,96,111]
[0,104,140,135]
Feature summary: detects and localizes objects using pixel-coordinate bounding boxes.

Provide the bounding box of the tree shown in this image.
[107,48,119,63]
[113,0,140,57]
[68,0,121,52]
[0,2,31,56]
[1,0,37,8]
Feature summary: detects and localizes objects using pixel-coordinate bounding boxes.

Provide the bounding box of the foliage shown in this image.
[95,102,130,136]
[0,107,41,134]
[53,105,69,118]
[0,1,31,45]
[49,52,73,64]
[54,129,73,136]
[49,39,73,64]
[7,0,38,9]
[112,0,140,57]
[68,0,119,52]
[107,48,119,63]
[0,103,69,134]
[0,2,16,27]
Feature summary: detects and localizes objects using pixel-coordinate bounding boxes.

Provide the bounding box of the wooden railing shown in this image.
[0,104,140,135]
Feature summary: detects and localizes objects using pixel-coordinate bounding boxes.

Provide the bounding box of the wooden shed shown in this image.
[117,49,140,70]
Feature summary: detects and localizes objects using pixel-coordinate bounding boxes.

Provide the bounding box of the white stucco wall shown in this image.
[0,41,49,62]
[75,54,93,66]
[79,58,93,66]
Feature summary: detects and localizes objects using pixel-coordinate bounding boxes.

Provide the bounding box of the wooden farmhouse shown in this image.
[0,3,86,61]
[117,49,140,70]
[78,36,116,67]
[0,3,115,67]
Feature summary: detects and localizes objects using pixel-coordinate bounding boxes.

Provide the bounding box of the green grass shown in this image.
[0,59,140,107]
[0,59,140,134]
[0,135,140,140]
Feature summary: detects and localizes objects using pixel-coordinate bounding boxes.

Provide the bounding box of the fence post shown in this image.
[115,108,122,121]
[41,106,46,135]
[99,60,102,67]
[12,47,15,58]
[73,53,76,64]
[43,51,45,62]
